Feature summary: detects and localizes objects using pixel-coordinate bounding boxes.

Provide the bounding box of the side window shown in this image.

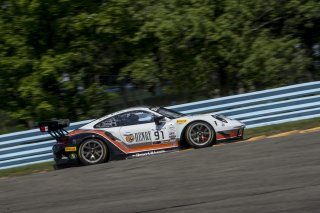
[116,111,155,126]
[134,111,154,124]
[95,117,117,128]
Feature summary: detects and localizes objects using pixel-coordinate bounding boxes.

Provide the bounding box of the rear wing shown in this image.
[37,119,70,139]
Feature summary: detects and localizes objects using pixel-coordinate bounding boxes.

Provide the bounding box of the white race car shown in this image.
[39,106,245,167]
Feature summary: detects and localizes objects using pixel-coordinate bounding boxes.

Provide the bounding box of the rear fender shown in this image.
[69,132,126,161]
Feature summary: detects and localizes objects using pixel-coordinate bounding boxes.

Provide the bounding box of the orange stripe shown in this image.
[216,130,240,140]
[68,129,178,154]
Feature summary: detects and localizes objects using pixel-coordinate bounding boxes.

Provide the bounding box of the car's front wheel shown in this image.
[78,139,108,165]
[185,121,215,148]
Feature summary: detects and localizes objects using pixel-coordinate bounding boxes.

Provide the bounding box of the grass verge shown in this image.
[245,117,320,138]
[0,161,54,178]
[1,117,320,178]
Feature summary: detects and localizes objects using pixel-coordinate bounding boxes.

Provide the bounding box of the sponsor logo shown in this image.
[132,150,166,158]
[176,119,187,124]
[69,153,77,159]
[124,131,152,143]
[169,125,176,139]
[125,134,135,143]
[153,140,171,145]
[65,147,77,152]
[134,131,152,142]
[169,131,176,139]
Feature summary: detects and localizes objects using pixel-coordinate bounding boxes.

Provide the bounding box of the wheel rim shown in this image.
[188,123,213,145]
[80,140,104,164]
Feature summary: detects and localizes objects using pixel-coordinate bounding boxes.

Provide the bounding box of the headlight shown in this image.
[211,114,228,123]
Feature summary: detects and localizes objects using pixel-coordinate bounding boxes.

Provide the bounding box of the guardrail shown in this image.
[1,81,320,170]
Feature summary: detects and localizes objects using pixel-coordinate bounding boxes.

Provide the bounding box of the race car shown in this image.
[38,106,245,168]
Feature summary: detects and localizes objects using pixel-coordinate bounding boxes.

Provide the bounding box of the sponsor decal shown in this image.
[69,153,77,159]
[168,125,176,140]
[135,131,152,142]
[65,147,77,152]
[124,131,152,143]
[153,140,171,145]
[176,119,187,124]
[132,150,166,158]
[125,134,135,143]
[169,132,176,139]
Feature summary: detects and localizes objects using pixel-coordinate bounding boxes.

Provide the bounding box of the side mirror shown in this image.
[154,116,166,125]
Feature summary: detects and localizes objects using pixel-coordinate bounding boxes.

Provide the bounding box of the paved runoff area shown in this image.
[1,131,320,213]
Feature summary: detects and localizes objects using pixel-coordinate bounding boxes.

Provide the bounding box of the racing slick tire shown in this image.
[185,121,215,148]
[78,139,108,165]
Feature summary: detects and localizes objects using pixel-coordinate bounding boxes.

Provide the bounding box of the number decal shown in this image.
[154,131,159,140]
[160,131,164,139]
[154,131,165,140]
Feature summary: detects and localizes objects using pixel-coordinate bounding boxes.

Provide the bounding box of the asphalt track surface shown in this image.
[1,131,320,213]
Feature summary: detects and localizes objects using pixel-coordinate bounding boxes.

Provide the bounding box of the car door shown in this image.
[118,110,176,147]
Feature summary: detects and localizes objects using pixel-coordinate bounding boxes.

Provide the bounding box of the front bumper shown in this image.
[216,125,245,140]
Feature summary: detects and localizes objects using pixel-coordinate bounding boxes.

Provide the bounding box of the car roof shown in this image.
[116,106,150,113]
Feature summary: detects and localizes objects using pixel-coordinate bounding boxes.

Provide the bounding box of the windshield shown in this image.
[150,107,185,119]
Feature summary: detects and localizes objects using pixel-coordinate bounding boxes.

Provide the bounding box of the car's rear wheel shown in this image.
[185,121,215,148]
[78,139,108,165]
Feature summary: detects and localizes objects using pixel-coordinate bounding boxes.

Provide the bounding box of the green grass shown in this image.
[245,117,320,138]
[1,117,320,178]
[0,161,54,178]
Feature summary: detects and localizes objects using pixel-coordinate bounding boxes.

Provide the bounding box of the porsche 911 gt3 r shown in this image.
[38,106,245,168]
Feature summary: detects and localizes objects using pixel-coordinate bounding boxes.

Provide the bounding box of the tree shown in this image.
[0,0,319,131]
